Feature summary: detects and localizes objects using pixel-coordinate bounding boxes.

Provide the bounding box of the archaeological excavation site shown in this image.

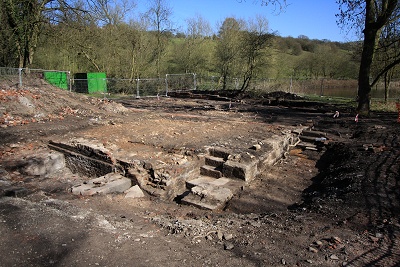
[1,82,399,266]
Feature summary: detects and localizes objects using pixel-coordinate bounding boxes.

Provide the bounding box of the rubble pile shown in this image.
[0,86,127,127]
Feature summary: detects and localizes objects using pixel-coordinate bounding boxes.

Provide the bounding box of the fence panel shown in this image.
[0,67,70,89]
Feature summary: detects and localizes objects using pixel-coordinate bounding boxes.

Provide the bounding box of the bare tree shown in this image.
[179,14,212,73]
[144,0,173,77]
[0,0,87,68]
[372,20,400,102]
[88,0,135,26]
[215,17,243,90]
[338,0,400,114]
[239,15,273,91]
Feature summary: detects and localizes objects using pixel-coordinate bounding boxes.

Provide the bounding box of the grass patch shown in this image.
[304,94,356,106]
[370,99,398,112]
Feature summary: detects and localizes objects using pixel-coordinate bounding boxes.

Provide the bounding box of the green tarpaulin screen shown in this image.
[87,72,107,93]
[43,72,68,90]
[74,72,107,93]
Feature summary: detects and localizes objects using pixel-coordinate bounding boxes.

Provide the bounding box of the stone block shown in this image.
[200,165,222,178]
[181,183,234,210]
[222,160,256,181]
[205,156,225,168]
[208,147,231,160]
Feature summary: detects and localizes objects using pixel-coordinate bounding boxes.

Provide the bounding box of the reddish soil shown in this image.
[0,83,399,266]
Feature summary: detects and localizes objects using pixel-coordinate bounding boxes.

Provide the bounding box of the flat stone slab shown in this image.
[186,176,216,189]
[125,185,145,198]
[71,173,131,196]
[187,176,233,189]
[191,184,233,202]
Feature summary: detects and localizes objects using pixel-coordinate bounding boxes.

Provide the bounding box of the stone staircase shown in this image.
[180,129,303,210]
[180,147,246,210]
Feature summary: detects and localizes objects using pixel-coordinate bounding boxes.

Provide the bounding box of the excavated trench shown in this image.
[43,129,304,210]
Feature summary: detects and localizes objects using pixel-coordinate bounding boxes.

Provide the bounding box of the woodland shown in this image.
[32,20,360,81]
[1,2,360,84]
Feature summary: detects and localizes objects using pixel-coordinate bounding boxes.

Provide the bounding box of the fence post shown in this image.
[193,73,197,90]
[165,74,169,96]
[68,71,72,92]
[136,79,140,98]
[18,68,23,88]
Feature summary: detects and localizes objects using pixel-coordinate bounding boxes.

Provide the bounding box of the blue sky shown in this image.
[136,0,358,42]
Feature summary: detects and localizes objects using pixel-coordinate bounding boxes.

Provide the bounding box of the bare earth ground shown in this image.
[0,82,399,267]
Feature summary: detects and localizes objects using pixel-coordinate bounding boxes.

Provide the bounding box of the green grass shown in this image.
[370,99,399,112]
[301,94,399,112]
[304,94,356,106]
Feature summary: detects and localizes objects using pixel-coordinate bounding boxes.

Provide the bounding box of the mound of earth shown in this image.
[0,80,399,266]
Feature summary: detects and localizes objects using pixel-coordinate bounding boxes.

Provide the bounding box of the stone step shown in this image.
[205,155,225,168]
[180,194,225,210]
[299,135,327,143]
[182,176,245,210]
[302,130,327,137]
[200,165,222,178]
[186,176,216,189]
[181,183,234,210]
[186,176,232,189]
[208,147,231,160]
[222,160,256,181]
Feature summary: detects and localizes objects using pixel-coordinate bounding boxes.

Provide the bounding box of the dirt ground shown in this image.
[0,83,400,266]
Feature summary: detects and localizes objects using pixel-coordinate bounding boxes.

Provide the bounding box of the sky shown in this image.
[136,0,359,42]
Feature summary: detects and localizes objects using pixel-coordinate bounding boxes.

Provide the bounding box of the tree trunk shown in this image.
[384,71,389,102]
[357,7,378,114]
[357,0,398,115]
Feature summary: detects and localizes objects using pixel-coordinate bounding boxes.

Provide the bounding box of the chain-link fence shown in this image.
[0,67,70,89]
[2,67,400,99]
[83,73,197,97]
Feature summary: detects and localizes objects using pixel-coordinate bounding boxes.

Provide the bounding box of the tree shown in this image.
[1,0,47,68]
[215,17,243,90]
[0,0,88,68]
[371,15,400,102]
[172,14,212,74]
[0,1,17,66]
[88,0,135,26]
[239,15,273,91]
[144,0,173,77]
[338,0,400,114]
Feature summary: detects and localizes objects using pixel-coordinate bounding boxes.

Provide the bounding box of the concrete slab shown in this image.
[71,173,131,196]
